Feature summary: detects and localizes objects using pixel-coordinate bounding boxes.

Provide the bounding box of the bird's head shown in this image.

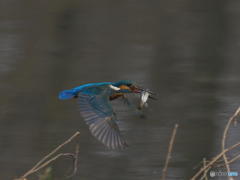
[112,80,157,100]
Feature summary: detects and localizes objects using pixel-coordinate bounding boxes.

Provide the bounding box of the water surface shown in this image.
[0,1,240,179]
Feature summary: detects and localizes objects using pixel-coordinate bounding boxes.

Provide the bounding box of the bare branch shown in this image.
[161,124,178,180]
[67,144,80,178]
[201,158,208,180]
[221,107,240,180]
[18,131,80,179]
[191,142,240,180]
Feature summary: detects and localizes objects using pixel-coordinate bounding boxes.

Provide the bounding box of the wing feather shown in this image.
[77,86,127,149]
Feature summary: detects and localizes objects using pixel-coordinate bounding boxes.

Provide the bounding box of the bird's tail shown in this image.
[58,89,77,100]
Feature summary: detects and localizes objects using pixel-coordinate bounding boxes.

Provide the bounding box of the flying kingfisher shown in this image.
[59,80,155,149]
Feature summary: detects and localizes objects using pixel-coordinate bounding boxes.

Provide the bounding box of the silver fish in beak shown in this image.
[139,90,150,109]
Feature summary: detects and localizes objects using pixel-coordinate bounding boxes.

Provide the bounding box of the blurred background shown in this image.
[0,0,240,179]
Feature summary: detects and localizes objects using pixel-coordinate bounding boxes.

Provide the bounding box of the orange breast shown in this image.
[119,85,130,90]
[109,93,123,100]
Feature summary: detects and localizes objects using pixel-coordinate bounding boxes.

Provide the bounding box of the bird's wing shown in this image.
[77,86,127,149]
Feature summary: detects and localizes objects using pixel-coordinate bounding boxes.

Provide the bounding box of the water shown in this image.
[0,1,240,179]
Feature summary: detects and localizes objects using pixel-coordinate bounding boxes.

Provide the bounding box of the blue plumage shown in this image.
[58,89,77,100]
[59,80,138,149]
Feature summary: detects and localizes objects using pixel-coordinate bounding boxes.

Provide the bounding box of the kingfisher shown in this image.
[59,80,155,149]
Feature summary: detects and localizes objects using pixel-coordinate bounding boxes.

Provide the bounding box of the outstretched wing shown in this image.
[77,86,127,149]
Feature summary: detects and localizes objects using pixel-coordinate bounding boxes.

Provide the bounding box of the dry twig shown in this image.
[17,131,80,180]
[191,142,240,180]
[67,144,80,178]
[199,158,208,180]
[228,153,240,165]
[221,107,240,180]
[161,124,178,180]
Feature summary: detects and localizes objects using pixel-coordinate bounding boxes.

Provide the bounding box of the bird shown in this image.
[59,80,155,149]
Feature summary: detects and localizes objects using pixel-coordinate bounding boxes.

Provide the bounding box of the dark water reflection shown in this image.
[0,1,240,179]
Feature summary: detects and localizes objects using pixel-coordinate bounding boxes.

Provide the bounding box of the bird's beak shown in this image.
[130,85,142,93]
